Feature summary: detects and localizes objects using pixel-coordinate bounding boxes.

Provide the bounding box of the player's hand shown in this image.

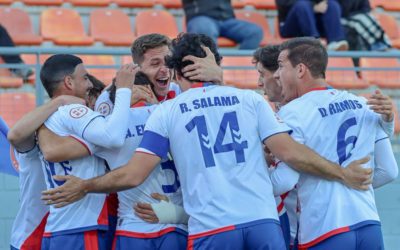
[134,193,169,223]
[55,95,86,107]
[367,89,394,122]
[314,0,328,13]
[131,85,158,105]
[115,63,140,89]
[182,45,223,83]
[41,175,87,208]
[342,156,372,190]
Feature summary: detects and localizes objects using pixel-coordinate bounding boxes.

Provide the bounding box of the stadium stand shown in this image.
[89,9,135,46]
[0,0,12,5]
[155,0,182,8]
[135,9,179,39]
[359,57,400,88]
[0,7,42,45]
[222,56,258,89]
[375,13,400,49]
[41,8,94,46]
[22,0,63,6]
[80,55,116,85]
[371,0,400,11]
[235,10,279,46]
[245,0,277,10]
[0,92,35,127]
[0,58,23,88]
[66,0,111,7]
[326,57,369,89]
[114,0,154,8]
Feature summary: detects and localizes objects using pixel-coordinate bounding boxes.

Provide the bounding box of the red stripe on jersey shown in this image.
[69,135,92,155]
[97,199,109,226]
[43,232,51,237]
[20,212,49,250]
[115,227,177,238]
[188,225,236,240]
[297,226,350,249]
[112,235,117,250]
[84,230,99,250]
[187,238,195,250]
[107,193,119,217]
[131,101,146,108]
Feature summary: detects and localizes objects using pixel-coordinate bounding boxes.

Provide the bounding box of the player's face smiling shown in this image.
[140,45,172,98]
[274,50,297,104]
[69,63,93,101]
[256,62,282,103]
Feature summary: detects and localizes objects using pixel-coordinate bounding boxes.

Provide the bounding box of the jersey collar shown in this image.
[191,82,215,88]
[304,86,333,95]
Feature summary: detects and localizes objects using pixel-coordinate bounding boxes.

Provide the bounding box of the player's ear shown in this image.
[64,75,73,90]
[296,63,306,79]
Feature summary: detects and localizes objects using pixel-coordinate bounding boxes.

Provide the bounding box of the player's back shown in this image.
[11,146,49,249]
[95,105,186,233]
[41,106,108,235]
[278,89,385,247]
[145,84,289,235]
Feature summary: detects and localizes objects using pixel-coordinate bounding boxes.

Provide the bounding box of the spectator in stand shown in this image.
[338,0,391,51]
[182,0,263,49]
[276,0,349,51]
[0,24,33,79]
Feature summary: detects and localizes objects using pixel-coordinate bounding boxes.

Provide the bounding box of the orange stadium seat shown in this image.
[359,58,400,88]
[135,10,178,39]
[0,58,23,88]
[326,57,369,89]
[231,0,247,8]
[41,8,94,46]
[22,0,63,5]
[0,92,35,127]
[80,55,116,85]
[154,0,182,8]
[245,0,276,10]
[236,10,279,46]
[66,0,111,7]
[222,56,258,89]
[374,13,400,49]
[0,8,42,45]
[90,9,135,46]
[0,0,12,5]
[372,0,400,11]
[114,0,154,8]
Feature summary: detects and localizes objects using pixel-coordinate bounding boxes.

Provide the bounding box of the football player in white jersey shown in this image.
[7,95,90,250]
[253,44,396,250]
[38,54,137,250]
[270,37,398,249]
[42,33,374,250]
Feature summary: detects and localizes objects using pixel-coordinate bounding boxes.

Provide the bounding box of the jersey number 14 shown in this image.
[185,111,248,168]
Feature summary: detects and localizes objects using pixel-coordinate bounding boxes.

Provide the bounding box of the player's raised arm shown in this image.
[37,125,90,162]
[265,133,372,190]
[367,89,395,136]
[42,151,161,207]
[80,63,138,148]
[7,95,85,152]
[373,138,399,188]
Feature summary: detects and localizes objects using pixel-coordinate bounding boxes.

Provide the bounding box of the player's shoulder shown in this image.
[58,103,92,118]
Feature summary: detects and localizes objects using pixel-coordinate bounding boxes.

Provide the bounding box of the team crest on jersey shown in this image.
[69,107,88,118]
[97,102,111,116]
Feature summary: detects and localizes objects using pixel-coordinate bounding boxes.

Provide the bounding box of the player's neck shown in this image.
[300,79,329,96]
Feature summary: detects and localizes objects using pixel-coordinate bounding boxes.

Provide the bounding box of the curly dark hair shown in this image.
[165,33,222,80]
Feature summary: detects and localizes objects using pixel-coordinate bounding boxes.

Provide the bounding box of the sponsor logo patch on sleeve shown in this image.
[69,107,89,118]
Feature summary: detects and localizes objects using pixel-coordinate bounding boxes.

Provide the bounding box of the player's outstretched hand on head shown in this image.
[342,156,372,190]
[367,89,394,122]
[115,63,140,89]
[41,175,87,208]
[182,45,223,83]
[131,85,157,106]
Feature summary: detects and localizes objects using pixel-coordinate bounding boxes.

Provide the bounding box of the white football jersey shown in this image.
[42,105,108,235]
[94,105,187,234]
[278,89,387,248]
[137,84,291,235]
[10,146,49,249]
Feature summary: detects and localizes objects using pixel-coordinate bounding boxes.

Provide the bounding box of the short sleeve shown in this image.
[45,104,103,138]
[278,104,305,144]
[253,93,292,141]
[137,104,170,159]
